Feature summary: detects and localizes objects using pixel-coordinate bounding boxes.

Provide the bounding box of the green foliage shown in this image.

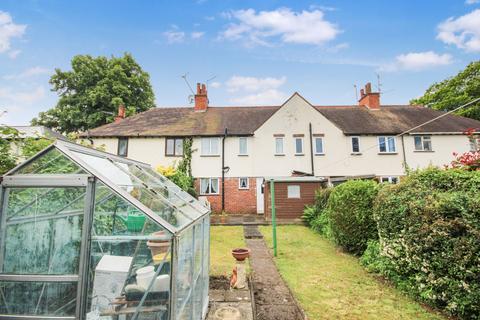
[302,188,332,237]
[372,167,480,319]
[0,126,20,174]
[327,179,379,255]
[32,53,155,133]
[410,60,480,121]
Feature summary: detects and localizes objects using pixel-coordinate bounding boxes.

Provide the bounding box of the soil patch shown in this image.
[209,276,230,290]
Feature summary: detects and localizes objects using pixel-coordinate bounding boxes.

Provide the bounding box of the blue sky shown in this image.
[0,0,479,125]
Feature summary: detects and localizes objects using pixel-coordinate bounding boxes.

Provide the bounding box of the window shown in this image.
[287,185,300,198]
[314,137,324,155]
[351,136,361,153]
[239,137,248,155]
[165,138,184,156]
[470,136,480,151]
[294,137,304,155]
[201,137,220,156]
[275,137,284,155]
[378,136,396,153]
[117,138,128,157]
[200,178,219,195]
[239,177,249,189]
[414,136,432,151]
[380,176,399,184]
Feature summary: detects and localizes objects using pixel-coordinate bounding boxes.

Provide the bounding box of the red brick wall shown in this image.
[194,177,257,214]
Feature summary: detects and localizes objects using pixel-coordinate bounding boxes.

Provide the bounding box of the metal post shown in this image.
[269,179,277,257]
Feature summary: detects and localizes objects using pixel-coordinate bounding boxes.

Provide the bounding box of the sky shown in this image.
[0,0,479,125]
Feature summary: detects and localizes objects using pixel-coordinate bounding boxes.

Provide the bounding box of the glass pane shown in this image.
[423,139,432,151]
[2,187,85,275]
[16,148,86,175]
[388,137,396,152]
[200,179,208,195]
[166,139,175,155]
[118,138,128,157]
[275,138,283,154]
[239,138,247,155]
[315,138,323,154]
[175,139,184,156]
[352,137,359,153]
[0,281,77,316]
[295,138,303,154]
[175,227,193,319]
[87,182,172,319]
[201,138,209,155]
[210,179,219,194]
[192,224,204,317]
[210,138,219,155]
[379,137,386,152]
[414,136,422,150]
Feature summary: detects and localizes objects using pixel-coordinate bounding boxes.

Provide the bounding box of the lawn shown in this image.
[259,225,445,320]
[209,226,245,276]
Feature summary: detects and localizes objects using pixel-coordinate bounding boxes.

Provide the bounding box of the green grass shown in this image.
[260,225,445,320]
[210,226,245,276]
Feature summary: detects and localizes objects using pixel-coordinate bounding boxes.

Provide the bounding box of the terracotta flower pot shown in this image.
[231,248,250,262]
[147,231,170,257]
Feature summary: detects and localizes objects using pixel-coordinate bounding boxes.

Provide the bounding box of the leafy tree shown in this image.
[32,53,155,133]
[0,126,20,174]
[410,60,480,121]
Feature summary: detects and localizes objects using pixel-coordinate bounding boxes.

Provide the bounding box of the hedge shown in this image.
[327,179,379,255]
[302,188,332,236]
[372,168,480,319]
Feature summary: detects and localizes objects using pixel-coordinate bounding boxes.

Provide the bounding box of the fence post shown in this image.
[270,179,277,257]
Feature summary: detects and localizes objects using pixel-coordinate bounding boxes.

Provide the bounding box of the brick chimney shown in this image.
[114,104,126,123]
[194,83,208,112]
[358,82,380,109]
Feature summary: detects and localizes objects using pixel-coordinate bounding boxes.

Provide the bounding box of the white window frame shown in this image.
[287,185,301,198]
[380,176,399,184]
[314,137,324,155]
[414,135,433,152]
[294,137,304,155]
[238,137,248,156]
[275,137,285,155]
[238,177,249,190]
[378,136,396,153]
[351,136,361,154]
[199,178,219,195]
[201,137,220,156]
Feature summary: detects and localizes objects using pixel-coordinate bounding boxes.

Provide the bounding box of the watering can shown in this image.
[116,208,146,232]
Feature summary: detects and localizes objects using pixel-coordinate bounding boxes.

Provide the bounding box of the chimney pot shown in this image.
[194,83,208,112]
[358,82,380,109]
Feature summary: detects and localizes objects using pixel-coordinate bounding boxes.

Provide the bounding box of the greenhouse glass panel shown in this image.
[16,148,86,175]
[0,140,210,320]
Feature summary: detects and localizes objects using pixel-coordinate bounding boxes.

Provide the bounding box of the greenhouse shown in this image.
[0,140,210,320]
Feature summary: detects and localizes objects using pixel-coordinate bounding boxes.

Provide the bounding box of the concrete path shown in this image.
[245,227,304,320]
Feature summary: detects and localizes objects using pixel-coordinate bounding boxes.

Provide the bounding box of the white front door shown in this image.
[256,177,264,214]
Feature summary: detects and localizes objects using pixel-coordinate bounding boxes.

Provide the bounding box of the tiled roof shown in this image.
[80,104,480,137]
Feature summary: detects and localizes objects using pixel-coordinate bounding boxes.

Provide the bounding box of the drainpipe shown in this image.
[309,123,315,176]
[221,128,228,212]
[401,135,408,173]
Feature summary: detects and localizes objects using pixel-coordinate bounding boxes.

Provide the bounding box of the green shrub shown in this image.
[327,179,379,255]
[302,188,332,237]
[373,167,480,319]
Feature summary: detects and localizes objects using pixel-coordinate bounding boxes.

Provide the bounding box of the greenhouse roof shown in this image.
[4,140,210,234]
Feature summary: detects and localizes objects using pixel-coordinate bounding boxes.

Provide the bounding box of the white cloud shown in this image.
[4,66,50,80]
[191,31,205,39]
[0,11,27,56]
[163,30,185,43]
[380,51,453,72]
[209,81,221,88]
[465,0,479,4]
[0,86,46,105]
[226,75,287,105]
[220,8,340,46]
[437,9,480,52]
[7,49,21,59]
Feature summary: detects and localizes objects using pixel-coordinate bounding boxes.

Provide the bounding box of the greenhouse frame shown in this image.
[0,140,210,320]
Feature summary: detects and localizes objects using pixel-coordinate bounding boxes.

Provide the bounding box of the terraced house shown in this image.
[80,83,480,215]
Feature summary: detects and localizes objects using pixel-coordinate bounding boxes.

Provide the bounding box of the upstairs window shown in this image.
[117,138,128,157]
[165,138,184,156]
[294,137,304,155]
[239,137,248,155]
[414,136,432,151]
[201,137,220,156]
[314,137,324,155]
[200,178,219,195]
[275,137,284,155]
[351,136,360,153]
[378,136,396,153]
